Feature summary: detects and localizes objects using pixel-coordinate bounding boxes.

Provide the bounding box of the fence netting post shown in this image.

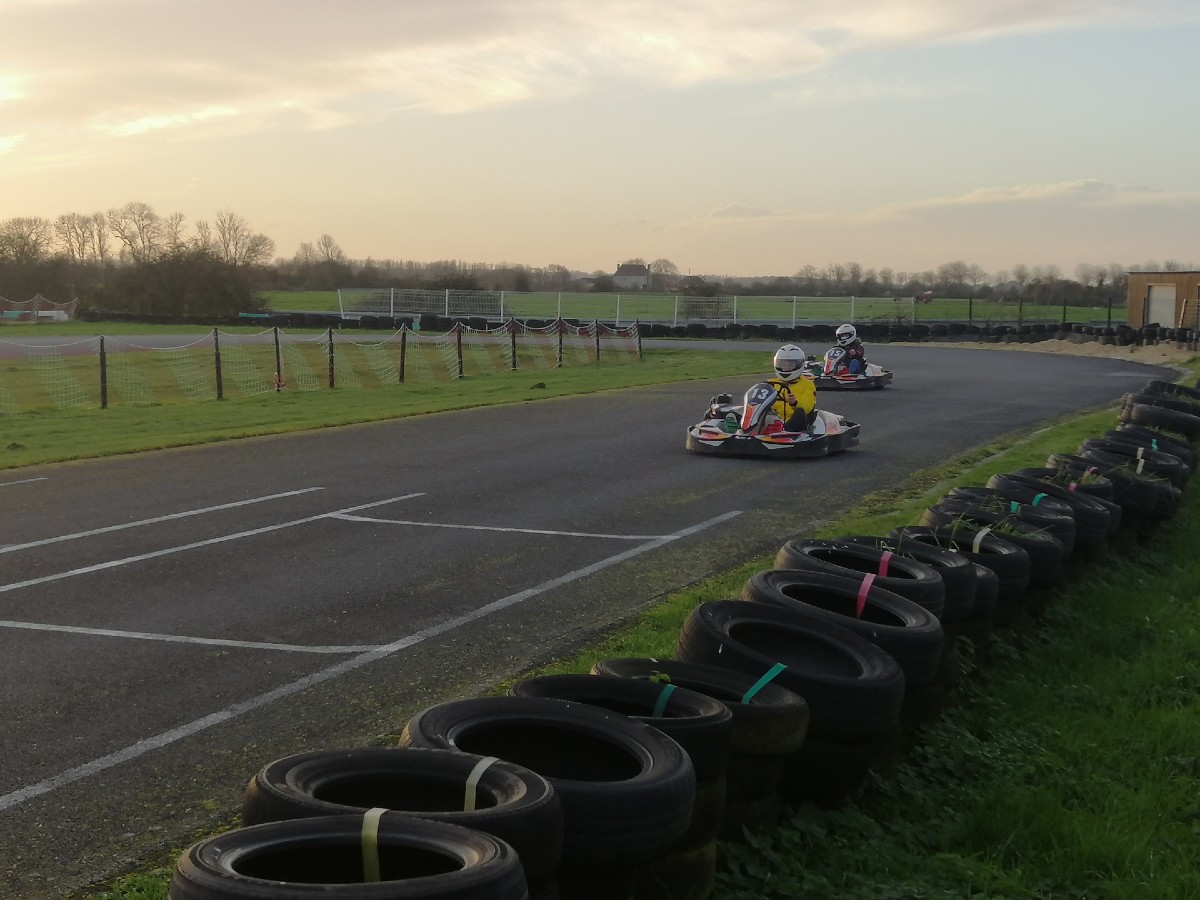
[99,335,108,410]
[213,328,224,400]
[327,327,335,389]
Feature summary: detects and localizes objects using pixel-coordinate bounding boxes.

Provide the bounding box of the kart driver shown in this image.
[834,324,866,375]
[766,344,817,431]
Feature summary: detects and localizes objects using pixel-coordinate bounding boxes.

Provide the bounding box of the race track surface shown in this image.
[0,343,1176,898]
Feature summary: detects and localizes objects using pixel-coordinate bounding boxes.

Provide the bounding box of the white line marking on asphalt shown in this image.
[0,494,425,595]
[0,487,327,555]
[0,476,48,488]
[0,509,741,812]
[0,620,379,653]
[332,513,665,540]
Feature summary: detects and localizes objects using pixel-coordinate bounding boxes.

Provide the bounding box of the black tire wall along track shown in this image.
[740,569,945,689]
[397,695,696,871]
[675,600,906,742]
[772,538,946,619]
[170,814,529,900]
[239,747,563,891]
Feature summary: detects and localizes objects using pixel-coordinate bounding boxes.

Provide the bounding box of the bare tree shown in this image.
[107,201,163,263]
[294,242,317,266]
[53,213,93,262]
[0,216,54,263]
[88,212,111,262]
[162,212,188,252]
[213,209,276,266]
[316,234,346,263]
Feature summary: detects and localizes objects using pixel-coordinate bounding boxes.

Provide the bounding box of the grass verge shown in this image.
[80,360,1200,900]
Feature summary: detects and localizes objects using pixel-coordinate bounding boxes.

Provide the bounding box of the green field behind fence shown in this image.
[261,290,1126,327]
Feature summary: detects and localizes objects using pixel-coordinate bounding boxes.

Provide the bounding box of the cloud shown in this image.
[2,0,1197,132]
[659,179,1200,275]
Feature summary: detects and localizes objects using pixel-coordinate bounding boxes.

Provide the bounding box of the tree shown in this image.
[317,234,346,263]
[0,217,54,264]
[212,210,275,267]
[108,201,163,263]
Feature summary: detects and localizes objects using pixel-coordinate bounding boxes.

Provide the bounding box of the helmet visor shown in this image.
[775,357,803,373]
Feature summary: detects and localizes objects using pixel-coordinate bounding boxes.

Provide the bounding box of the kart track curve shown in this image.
[0,343,1177,898]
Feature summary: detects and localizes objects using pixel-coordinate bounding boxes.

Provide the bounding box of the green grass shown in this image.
[73,357,1200,900]
[0,350,768,470]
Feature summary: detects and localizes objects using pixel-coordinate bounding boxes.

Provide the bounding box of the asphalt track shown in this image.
[0,343,1176,899]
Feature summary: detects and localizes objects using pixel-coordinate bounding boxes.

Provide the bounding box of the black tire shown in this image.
[889,526,1030,627]
[1121,390,1200,416]
[740,569,945,689]
[1007,466,1123,536]
[398,696,695,870]
[675,600,906,742]
[832,535,977,625]
[919,500,1066,587]
[773,538,946,619]
[240,748,562,891]
[507,674,733,782]
[1140,379,1200,401]
[1069,449,1183,518]
[985,471,1112,548]
[1112,425,1197,472]
[1078,438,1188,488]
[956,563,997,652]
[587,657,807,804]
[1126,402,1200,439]
[170,815,528,900]
[932,491,1077,559]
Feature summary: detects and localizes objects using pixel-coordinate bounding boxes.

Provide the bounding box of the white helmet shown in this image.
[773,344,807,383]
[836,323,857,347]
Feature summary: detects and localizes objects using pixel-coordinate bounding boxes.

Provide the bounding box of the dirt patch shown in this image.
[916,337,1198,370]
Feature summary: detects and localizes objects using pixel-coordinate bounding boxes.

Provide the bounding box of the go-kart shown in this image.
[686,381,860,459]
[805,346,893,390]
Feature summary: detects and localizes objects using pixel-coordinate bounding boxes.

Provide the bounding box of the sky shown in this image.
[2,0,1199,281]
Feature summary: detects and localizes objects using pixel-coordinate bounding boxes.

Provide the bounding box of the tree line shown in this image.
[1,202,1195,318]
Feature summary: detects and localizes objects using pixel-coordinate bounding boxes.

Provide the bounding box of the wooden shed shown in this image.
[1127,271,1200,330]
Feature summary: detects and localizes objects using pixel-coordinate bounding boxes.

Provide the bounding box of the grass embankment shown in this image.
[68,355,1200,900]
[0,350,765,470]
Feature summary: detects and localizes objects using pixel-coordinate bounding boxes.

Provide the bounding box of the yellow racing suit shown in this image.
[766,376,816,430]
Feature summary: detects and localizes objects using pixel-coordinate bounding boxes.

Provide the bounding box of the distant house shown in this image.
[613,262,651,290]
[1127,270,1200,329]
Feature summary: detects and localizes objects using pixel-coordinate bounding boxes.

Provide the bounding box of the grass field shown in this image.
[28,349,1197,900]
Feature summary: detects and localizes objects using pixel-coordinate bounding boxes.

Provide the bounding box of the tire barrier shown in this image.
[239,747,563,893]
[587,657,808,838]
[918,499,1067,588]
[165,372,1198,900]
[740,569,944,690]
[169,814,529,900]
[398,695,696,899]
[773,538,947,619]
[675,599,907,798]
[889,525,1031,628]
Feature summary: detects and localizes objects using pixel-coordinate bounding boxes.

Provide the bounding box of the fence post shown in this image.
[390,288,395,318]
[733,296,739,325]
[615,294,621,326]
[969,296,974,325]
[851,296,856,321]
[1106,296,1113,327]
[509,317,518,370]
[455,323,464,378]
[673,296,679,328]
[445,289,450,317]
[594,320,601,362]
[499,291,505,320]
[557,319,564,368]
[213,328,224,401]
[325,327,335,389]
[635,319,643,359]
[99,335,108,410]
[792,297,797,327]
[1018,296,1024,327]
[399,327,407,383]
[273,327,283,392]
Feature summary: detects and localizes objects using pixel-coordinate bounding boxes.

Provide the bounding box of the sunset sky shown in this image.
[2,0,1198,280]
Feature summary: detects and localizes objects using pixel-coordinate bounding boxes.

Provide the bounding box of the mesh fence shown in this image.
[0,319,641,414]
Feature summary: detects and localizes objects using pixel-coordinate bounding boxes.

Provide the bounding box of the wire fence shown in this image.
[0,319,642,415]
[333,289,1126,328]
